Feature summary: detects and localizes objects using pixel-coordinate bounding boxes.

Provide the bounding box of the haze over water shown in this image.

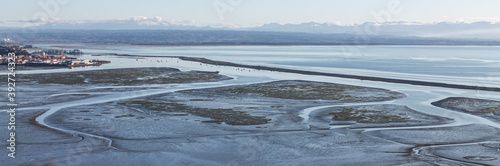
[36,44,500,87]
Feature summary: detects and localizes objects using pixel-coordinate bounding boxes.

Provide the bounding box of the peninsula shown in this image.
[0,45,110,68]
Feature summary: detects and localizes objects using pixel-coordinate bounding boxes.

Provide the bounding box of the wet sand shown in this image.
[2,56,500,165]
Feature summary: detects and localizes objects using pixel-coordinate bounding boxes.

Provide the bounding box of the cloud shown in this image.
[16,17,62,23]
[380,21,426,26]
[206,22,248,28]
[465,17,500,23]
[106,16,196,26]
[440,16,500,24]
[325,21,343,26]
[13,16,198,26]
[2,16,256,29]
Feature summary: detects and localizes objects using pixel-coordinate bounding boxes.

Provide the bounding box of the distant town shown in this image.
[0,45,110,68]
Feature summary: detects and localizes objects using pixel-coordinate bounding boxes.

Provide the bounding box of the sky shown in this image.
[0,0,499,27]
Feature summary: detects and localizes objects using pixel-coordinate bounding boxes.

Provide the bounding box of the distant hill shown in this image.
[1,29,499,46]
[250,22,500,39]
[3,18,500,40]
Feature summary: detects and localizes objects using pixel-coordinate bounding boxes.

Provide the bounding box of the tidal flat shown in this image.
[19,77,487,166]
[16,67,231,85]
[0,67,231,108]
[45,80,408,140]
[3,60,500,165]
[433,97,500,121]
[310,104,452,129]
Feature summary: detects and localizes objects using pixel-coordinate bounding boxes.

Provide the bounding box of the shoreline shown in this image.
[179,57,500,92]
[0,60,111,68]
[6,54,500,165]
[94,53,500,92]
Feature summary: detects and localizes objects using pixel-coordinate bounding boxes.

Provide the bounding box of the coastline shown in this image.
[4,51,500,165]
[0,60,110,68]
[94,53,500,92]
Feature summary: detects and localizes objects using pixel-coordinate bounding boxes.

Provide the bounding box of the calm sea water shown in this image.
[35,44,500,87]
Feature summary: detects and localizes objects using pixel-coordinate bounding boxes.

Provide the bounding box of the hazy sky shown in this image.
[1,0,499,27]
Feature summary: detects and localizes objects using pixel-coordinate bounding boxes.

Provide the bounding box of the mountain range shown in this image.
[6,18,499,40]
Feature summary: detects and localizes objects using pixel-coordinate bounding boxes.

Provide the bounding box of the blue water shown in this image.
[35,44,500,87]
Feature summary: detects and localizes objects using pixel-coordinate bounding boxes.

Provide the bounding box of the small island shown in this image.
[0,45,110,68]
